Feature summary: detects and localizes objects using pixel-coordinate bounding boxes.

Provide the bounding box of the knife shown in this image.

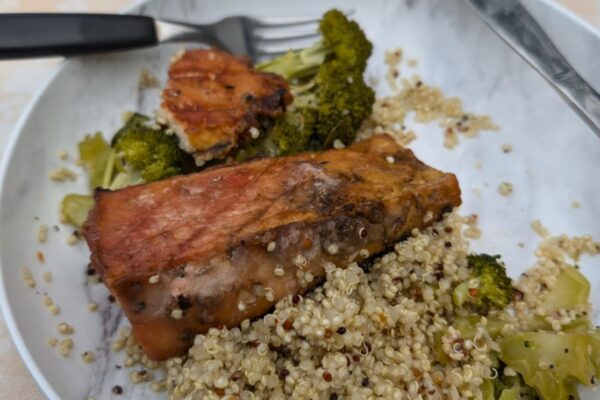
[463,0,600,138]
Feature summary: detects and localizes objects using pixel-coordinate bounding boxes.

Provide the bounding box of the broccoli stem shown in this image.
[256,41,331,82]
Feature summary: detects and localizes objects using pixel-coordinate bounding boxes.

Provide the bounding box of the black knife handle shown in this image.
[0,13,158,59]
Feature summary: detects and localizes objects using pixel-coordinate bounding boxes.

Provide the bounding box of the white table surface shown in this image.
[0,0,598,398]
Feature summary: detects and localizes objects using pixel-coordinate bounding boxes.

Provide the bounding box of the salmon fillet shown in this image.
[83,134,461,360]
[160,49,292,165]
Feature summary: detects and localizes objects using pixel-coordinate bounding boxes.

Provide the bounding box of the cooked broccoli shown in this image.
[500,331,599,400]
[61,114,195,228]
[540,266,590,311]
[61,194,95,228]
[112,113,195,182]
[482,374,539,400]
[240,9,374,158]
[452,254,513,310]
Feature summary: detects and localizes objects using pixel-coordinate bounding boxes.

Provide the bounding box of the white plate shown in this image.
[1,0,599,399]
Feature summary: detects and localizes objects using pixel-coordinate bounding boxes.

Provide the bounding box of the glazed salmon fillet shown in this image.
[160,49,292,165]
[83,134,461,360]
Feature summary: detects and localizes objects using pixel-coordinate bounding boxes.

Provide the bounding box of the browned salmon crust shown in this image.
[83,134,461,360]
[160,49,292,164]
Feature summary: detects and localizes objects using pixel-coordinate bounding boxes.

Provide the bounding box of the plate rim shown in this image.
[0,1,598,399]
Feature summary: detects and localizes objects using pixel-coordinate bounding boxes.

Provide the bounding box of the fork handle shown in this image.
[0,13,157,59]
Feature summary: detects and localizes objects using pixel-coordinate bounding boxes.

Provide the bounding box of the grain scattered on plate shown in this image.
[531,220,550,238]
[359,55,497,148]
[67,233,80,246]
[87,302,98,312]
[43,295,60,315]
[384,48,403,91]
[81,351,96,364]
[130,369,152,384]
[37,224,48,244]
[42,271,53,283]
[498,182,513,196]
[57,322,74,335]
[49,167,77,182]
[138,68,160,89]
[21,267,35,288]
[58,338,73,357]
[571,200,581,209]
[47,337,58,348]
[36,250,45,263]
[407,58,418,67]
[501,143,513,154]
[58,150,69,160]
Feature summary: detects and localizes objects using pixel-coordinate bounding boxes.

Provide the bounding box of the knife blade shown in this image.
[463,0,600,138]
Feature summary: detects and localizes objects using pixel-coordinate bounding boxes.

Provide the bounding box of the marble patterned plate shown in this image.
[1,0,599,399]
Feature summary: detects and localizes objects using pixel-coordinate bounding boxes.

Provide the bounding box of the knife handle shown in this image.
[0,13,158,59]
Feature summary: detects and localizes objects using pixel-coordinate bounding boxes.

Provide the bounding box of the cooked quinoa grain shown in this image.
[42,271,53,283]
[82,351,95,364]
[37,224,48,244]
[57,322,74,335]
[58,338,73,357]
[58,150,69,160]
[498,182,513,196]
[21,267,35,288]
[49,167,77,182]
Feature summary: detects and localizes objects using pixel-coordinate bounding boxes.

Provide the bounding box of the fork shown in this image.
[0,13,323,62]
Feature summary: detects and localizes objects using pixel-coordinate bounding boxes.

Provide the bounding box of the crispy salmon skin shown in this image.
[83,134,461,360]
[160,49,292,164]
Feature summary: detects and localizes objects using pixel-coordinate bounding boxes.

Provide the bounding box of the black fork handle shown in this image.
[0,13,158,59]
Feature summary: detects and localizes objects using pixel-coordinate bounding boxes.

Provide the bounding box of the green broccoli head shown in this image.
[453,254,513,310]
[313,59,375,147]
[319,9,372,72]
[249,9,374,158]
[112,114,194,182]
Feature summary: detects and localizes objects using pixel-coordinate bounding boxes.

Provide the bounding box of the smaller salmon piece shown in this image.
[160,49,292,164]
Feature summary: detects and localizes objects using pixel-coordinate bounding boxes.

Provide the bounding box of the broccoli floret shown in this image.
[112,113,194,182]
[245,9,374,157]
[500,331,599,400]
[453,254,513,310]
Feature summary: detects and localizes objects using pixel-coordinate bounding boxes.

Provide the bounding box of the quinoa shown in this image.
[42,271,53,283]
[49,167,77,182]
[138,68,160,89]
[37,224,48,244]
[21,267,35,288]
[359,52,497,148]
[498,182,513,196]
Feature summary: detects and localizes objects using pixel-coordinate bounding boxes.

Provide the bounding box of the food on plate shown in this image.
[160,213,599,400]
[160,48,292,165]
[42,8,599,400]
[237,9,375,160]
[83,134,461,360]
